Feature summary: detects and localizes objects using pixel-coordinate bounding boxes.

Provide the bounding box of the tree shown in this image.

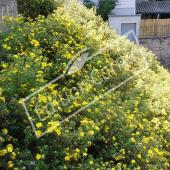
[84,0,116,21]
[97,0,116,21]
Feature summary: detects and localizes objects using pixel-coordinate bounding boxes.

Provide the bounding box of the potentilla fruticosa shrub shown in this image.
[0,1,170,169]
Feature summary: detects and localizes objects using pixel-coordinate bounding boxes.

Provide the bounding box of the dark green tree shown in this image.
[83,0,96,9]
[97,0,116,21]
[84,0,116,21]
[17,0,60,20]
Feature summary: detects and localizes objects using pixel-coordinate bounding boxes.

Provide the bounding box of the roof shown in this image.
[136,1,170,14]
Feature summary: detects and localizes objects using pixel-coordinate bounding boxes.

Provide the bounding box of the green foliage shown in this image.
[0,1,170,169]
[97,0,116,21]
[83,0,116,21]
[17,0,62,20]
[83,0,96,9]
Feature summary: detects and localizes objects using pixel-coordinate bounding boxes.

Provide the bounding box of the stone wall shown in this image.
[139,35,170,71]
[0,0,18,22]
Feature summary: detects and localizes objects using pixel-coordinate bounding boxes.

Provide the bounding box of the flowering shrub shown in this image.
[0,1,170,169]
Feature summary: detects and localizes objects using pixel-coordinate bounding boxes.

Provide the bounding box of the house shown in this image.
[108,0,141,42]
[136,1,170,19]
[77,0,141,42]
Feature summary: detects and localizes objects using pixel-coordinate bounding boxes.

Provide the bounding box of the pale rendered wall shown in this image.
[108,15,141,37]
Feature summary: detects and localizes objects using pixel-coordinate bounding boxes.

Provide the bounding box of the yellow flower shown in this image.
[12,152,16,156]
[13,68,18,73]
[101,120,105,124]
[55,128,61,136]
[2,129,8,134]
[105,126,109,131]
[7,46,11,50]
[87,108,91,112]
[131,159,136,164]
[36,130,42,136]
[95,108,99,112]
[66,119,69,122]
[76,148,80,153]
[4,38,9,41]
[137,154,141,159]
[63,63,66,67]
[123,164,127,168]
[82,101,88,105]
[9,17,13,21]
[95,126,99,130]
[14,55,19,58]
[31,39,40,47]
[0,88,2,94]
[89,160,93,164]
[36,122,42,128]
[30,88,36,92]
[30,52,36,58]
[7,147,13,152]
[94,96,98,100]
[112,136,116,140]
[2,44,7,49]
[0,97,5,102]
[130,124,134,127]
[36,154,41,160]
[2,63,7,68]
[18,98,24,104]
[162,108,166,115]
[83,153,87,156]
[130,137,136,143]
[111,168,115,170]
[80,132,84,137]
[21,84,27,88]
[25,64,30,68]
[148,149,153,155]
[48,63,53,67]
[89,130,94,135]
[42,62,48,69]
[136,166,141,170]
[165,162,169,167]
[65,156,70,161]
[8,161,13,167]
[120,149,125,155]
[0,149,7,156]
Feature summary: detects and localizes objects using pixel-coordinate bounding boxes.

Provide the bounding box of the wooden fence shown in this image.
[140,18,170,37]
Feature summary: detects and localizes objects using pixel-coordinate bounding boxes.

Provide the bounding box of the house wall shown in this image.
[108,14,141,37]
[111,0,136,15]
[139,35,170,71]
[91,0,99,5]
[89,0,136,14]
